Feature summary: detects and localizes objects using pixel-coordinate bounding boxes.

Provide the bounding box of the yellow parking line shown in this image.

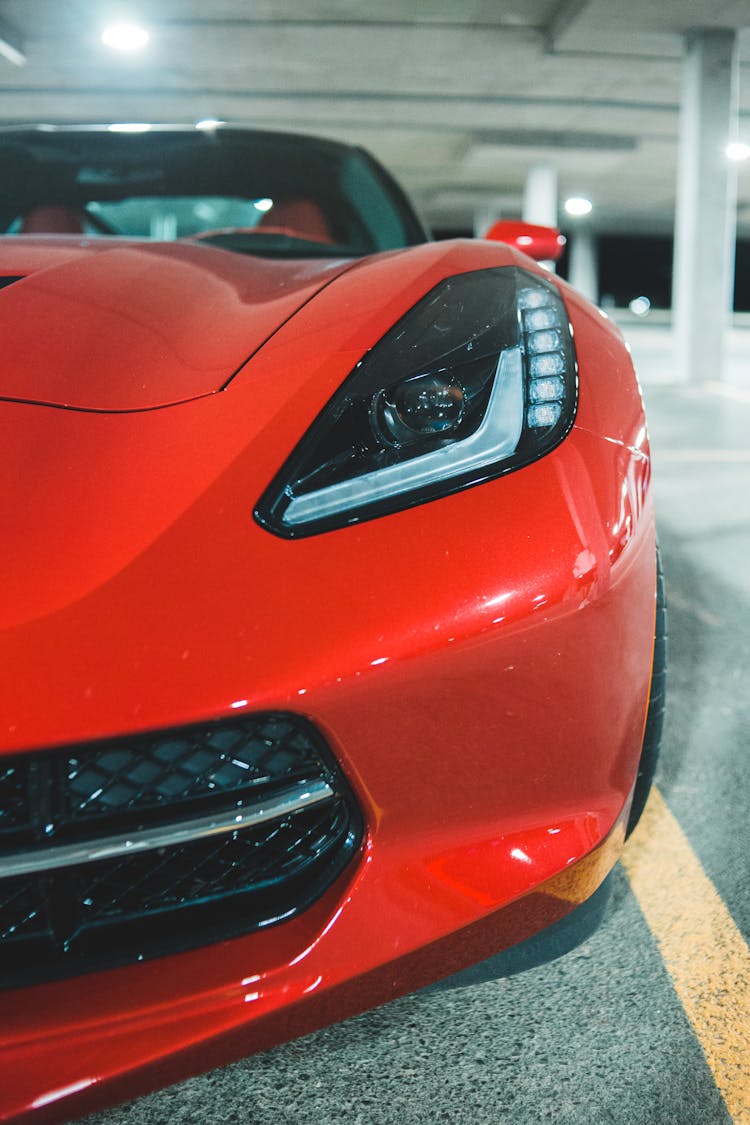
[621,787,750,1124]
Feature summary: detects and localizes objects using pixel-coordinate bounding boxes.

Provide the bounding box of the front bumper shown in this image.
[1,805,629,1124]
[0,419,655,1123]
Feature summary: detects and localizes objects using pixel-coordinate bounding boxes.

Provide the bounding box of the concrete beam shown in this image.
[543,0,592,53]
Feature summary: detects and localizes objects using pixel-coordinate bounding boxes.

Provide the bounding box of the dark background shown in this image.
[433,230,750,312]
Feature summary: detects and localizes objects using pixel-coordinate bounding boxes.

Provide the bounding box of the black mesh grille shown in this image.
[0,765,29,837]
[0,715,362,988]
[0,876,49,943]
[71,802,350,923]
[61,716,325,826]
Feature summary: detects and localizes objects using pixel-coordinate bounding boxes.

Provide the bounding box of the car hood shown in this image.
[0,238,357,411]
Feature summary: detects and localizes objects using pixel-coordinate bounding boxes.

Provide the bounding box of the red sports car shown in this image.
[0,126,664,1124]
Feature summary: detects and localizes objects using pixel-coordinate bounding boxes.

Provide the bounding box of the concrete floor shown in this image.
[82,360,749,1125]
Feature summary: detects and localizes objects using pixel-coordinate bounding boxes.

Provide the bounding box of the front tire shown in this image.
[626,547,667,836]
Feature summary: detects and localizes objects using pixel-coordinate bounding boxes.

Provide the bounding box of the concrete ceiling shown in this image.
[1,0,749,235]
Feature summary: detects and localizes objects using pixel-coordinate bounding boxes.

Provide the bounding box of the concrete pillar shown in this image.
[523,162,558,271]
[473,200,503,238]
[523,162,558,227]
[673,30,739,383]
[472,203,501,240]
[568,228,598,303]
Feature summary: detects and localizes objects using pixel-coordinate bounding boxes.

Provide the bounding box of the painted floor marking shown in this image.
[702,381,750,406]
[656,450,750,463]
[621,787,750,1124]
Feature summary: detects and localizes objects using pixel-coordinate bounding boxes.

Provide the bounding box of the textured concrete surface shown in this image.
[622,788,749,1121]
[82,872,731,1125]
[644,382,750,943]
[617,320,750,387]
[82,376,749,1125]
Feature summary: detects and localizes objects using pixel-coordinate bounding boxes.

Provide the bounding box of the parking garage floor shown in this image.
[83,365,750,1125]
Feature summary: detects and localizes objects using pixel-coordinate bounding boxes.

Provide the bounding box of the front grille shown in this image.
[0,765,28,837]
[0,714,363,987]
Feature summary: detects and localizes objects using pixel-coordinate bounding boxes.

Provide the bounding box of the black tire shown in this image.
[626,547,667,836]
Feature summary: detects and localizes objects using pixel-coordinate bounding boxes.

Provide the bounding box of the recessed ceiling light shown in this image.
[726,141,750,162]
[101,23,150,51]
[107,122,152,133]
[564,196,593,217]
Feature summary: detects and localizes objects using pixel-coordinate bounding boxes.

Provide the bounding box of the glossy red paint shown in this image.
[0,240,355,410]
[0,235,656,1124]
[483,219,566,261]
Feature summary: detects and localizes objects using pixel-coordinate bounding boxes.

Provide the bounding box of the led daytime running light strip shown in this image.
[518,287,569,429]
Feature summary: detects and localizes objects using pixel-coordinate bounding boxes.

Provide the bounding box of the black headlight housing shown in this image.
[255,267,578,537]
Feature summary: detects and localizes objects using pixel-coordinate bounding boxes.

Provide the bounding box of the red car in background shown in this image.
[0,126,664,1124]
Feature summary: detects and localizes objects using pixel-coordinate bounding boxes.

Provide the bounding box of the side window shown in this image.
[340,153,408,251]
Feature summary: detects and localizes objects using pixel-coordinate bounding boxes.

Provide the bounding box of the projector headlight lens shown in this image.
[372,375,467,446]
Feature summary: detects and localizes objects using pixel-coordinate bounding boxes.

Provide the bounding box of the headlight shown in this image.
[255,267,577,537]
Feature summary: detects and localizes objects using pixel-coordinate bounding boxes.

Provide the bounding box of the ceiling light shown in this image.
[726,141,750,162]
[629,296,651,317]
[564,196,593,217]
[107,122,152,133]
[195,118,225,131]
[101,23,150,51]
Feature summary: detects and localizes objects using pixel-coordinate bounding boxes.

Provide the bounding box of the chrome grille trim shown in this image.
[0,778,334,878]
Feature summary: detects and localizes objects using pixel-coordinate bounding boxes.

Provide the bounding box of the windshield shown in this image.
[0,127,427,258]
